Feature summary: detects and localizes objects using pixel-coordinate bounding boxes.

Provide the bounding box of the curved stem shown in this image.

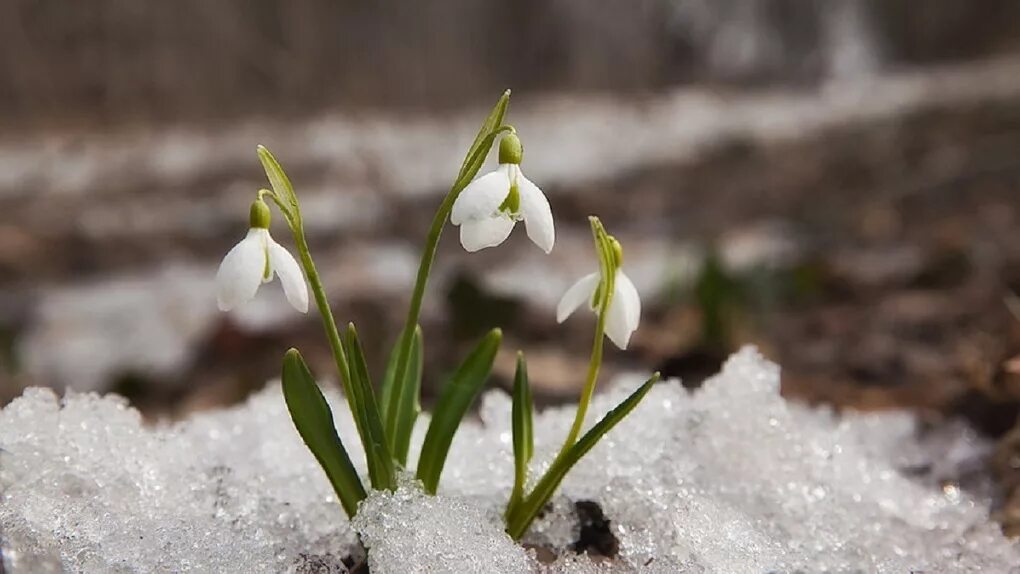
[384,187,457,446]
[294,231,351,384]
[557,221,616,456]
[386,125,514,453]
[558,305,608,454]
[264,190,351,388]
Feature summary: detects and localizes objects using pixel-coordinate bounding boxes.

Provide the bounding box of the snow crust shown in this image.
[2,348,1017,573]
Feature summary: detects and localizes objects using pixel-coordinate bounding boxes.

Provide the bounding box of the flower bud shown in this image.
[249,197,272,229]
[498,133,523,165]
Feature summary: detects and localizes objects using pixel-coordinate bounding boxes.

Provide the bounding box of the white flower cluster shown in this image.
[216,133,641,348]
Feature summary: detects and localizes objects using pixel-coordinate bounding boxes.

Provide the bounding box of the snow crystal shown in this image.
[352,479,532,574]
[2,347,1018,573]
[0,386,359,573]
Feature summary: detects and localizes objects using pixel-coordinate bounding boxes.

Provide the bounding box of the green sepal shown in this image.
[343,324,396,491]
[281,348,367,518]
[507,351,533,516]
[589,216,618,311]
[458,90,511,184]
[506,372,660,540]
[416,329,502,494]
[257,145,301,230]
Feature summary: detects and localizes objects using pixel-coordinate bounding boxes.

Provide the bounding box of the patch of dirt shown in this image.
[570,500,620,559]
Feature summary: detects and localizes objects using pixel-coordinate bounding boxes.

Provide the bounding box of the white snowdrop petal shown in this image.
[556,272,600,323]
[614,270,642,332]
[216,228,268,311]
[267,236,309,313]
[450,166,512,224]
[517,171,555,254]
[604,292,634,349]
[459,216,515,252]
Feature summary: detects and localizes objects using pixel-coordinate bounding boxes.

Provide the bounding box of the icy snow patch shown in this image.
[352,480,532,574]
[2,347,1018,573]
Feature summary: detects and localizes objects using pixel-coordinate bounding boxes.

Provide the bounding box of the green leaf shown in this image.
[416,328,502,494]
[390,325,423,467]
[458,89,510,183]
[281,348,367,518]
[506,372,660,540]
[344,324,396,491]
[257,145,301,228]
[378,332,402,426]
[380,325,423,466]
[507,352,533,515]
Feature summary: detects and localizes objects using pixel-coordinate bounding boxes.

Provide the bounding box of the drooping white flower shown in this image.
[556,269,641,349]
[216,199,308,313]
[450,133,554,254]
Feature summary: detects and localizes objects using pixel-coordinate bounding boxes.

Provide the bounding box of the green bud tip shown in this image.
[499,133,523,165]
[249,197,271,229]
[499,182,521,215]
[610,237,624,266]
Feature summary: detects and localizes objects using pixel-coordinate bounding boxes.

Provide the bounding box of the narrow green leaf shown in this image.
[344,324,396,491]
[506,373,660,540]
[379,332,402,427]
[256,145,301,227]
[507,352,533,515]
[281,348,367,518]
[391,326,424,466]
[380,325,423,466]
[416,329,502,494]
[458,89,511,182]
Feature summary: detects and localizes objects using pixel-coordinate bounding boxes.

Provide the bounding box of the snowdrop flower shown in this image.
[556,239,641,349]
[450,133,554,253]
[216,198,309,313]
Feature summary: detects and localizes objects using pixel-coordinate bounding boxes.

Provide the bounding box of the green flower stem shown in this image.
[558,297,609,454]
[263,191,351,390]
[297,234,352,383]
[384,190,456,452]
[385,125,514,454]
[557,220,617,456]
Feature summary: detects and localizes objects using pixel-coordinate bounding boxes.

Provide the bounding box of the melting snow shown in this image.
[1,348,1017,572]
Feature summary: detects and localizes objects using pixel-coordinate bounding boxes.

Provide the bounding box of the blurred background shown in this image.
[1,0,1020,533]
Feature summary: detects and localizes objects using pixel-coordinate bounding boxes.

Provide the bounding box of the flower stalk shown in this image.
[258,188,351,387]
[257,154,397,493]
[559,217,617,454]
[386,93,514,464]
[503,216,651,540]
